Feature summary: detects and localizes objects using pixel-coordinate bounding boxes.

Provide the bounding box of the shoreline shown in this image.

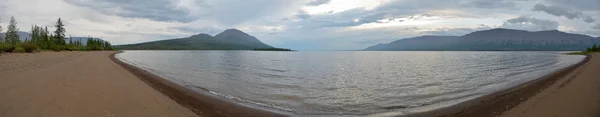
[430,54,590,117]
[110,52,292,117]
[110,51,591,117]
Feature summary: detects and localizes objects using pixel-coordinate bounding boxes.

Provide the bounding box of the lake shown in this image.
[115,51,584,115]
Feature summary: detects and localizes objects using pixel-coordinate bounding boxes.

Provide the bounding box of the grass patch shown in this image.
[565,51,587,55]
[12,47,26,53]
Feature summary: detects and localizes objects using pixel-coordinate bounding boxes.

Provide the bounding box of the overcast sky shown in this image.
[0,0,599,50]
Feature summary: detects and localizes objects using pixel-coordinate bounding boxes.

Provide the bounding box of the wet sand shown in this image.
[0,51,197,117]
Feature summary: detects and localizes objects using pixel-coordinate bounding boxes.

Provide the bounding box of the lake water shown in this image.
[116,51,584,115]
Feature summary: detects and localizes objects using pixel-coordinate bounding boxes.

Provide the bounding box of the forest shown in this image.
[0,16,113,53]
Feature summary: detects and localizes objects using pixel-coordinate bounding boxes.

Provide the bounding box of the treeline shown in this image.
[0,16,113,53]
[585,44,600,53]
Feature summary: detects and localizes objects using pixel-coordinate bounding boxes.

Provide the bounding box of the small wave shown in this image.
[258,67,288,72]
[207,90,296,112]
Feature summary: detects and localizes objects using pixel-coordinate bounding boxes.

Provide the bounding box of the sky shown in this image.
[0,0,599,50]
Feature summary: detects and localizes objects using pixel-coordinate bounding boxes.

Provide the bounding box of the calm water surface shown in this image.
[116,51,584,115]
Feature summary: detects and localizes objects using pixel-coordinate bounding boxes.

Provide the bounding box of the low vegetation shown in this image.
[567,44,600,55]
[253,48,293,51]
[0,16,113,53]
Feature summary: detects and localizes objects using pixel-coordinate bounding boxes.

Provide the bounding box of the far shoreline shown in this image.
[109,51,591,117]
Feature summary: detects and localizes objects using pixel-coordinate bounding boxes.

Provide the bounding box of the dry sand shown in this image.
[0,51,197,117]
[499,53,600,117]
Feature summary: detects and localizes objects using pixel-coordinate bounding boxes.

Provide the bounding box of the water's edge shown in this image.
[110,51,590,117]
[372,54,590,117]
[110,51,294,117]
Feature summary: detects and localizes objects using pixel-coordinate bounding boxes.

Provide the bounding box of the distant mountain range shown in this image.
[114,29,275,50]
[365,28,600,51]
[0,31,33,41]
[0,31,104,45]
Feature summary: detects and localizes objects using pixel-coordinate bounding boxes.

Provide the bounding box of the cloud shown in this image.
[295,10,311,20]
[532,4,595,23]
[421,24,494,36]
[306,0,331,6]
[458,0,520,9]
[169,26,223,35]
[500,16,559,31]
[64,0,200,23]
[544,0,600,11]
[593,24,600,29]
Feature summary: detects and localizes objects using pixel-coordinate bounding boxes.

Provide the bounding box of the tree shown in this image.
[54,18,66,45]
[103,41,112,50]
[42,26,49,49]
[68,35,73,46]
[30,25,43,47]
[593,44,598,52]
[0,18,3,43]
[5,16,20,46]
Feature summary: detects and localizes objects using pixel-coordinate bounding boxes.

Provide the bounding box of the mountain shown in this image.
[0,31,32,41]
[215,29,273,48]
[1,31,105,45]
[365,28,600,51]
[365,36,459,50]
[114,29,275,50]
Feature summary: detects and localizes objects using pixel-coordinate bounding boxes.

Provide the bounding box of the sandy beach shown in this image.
[499,53,600,117]
[0,51,598,117]
[0,51,197,117]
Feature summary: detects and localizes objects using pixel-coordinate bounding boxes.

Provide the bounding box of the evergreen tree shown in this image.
[30,25,36,46]
[69,36,73,45]
[0,18,3,43]
[5,16,20,46]
[29,25,44,47]
[54,18,66,45]
[42,26,49,49]
[106,41,113,50]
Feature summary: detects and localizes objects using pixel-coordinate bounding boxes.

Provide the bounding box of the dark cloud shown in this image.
[501,16,559,31]
[545,0,600,11]
[459,0,519,9]
[533,4,595,23]
[295,11,311,19]
[593,24,600,29]
[376,0,524,14]
[295,8,373,28]
[306,0,330,6]
[65,0,199,23]
[293,0,529,29]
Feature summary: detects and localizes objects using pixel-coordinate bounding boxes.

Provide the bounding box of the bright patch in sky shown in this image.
[303,0,391,14]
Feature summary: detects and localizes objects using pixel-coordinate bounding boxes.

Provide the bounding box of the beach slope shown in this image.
[500,53,600,117]
[0,51,197,117]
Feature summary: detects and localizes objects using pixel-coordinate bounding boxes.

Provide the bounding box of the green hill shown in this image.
[114,29,275,50]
